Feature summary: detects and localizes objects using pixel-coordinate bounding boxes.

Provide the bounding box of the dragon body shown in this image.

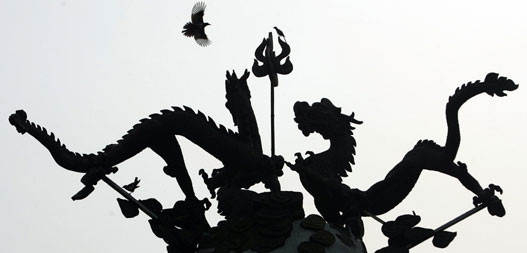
[11,107,247,170]
[288,73,518,236]
[9,70,283,202]
[8,70,288,251]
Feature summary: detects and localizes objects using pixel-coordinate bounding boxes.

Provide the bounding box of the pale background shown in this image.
[1,0,526,252]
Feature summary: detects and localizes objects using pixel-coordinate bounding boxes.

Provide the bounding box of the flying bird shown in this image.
[273,26,287,42]
[182,2,211,47]
[123,177,140,193]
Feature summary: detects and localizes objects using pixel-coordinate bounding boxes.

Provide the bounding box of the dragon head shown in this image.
[9,110,28,134]
[293,98,362,140]
[483,72,519,97]
[225,69,251,126]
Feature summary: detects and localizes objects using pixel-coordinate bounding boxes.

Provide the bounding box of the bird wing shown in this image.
[191,2,206,24]
[195,34,211,47]
[182,22,195,37]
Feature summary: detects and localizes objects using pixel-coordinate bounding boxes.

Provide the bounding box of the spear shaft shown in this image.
[366,203,488,250]
[407,203,486,249]
[266,32,277,157]
[101,175,159,219]
[253,30,292,156]
[271,80,275,156]
[433,203,485,233]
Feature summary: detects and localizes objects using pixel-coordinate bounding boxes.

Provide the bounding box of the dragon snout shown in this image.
[9,110,28,134]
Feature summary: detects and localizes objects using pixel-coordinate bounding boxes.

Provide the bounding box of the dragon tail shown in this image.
[9,106,243,174]
[9,110,96,172]
[444,73,518,161]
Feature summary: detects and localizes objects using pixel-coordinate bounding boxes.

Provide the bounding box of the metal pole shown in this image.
[407,203,486,249]
[363,210,386,225]
[271,83,275,156]
[266,32,276,157]
[101,176,159,220]
[433,204,486,233]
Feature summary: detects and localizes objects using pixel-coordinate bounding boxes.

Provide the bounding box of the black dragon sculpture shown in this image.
[287,72,518,252]
[8,27,519,252]
[9,69,283,195]
[9,69,286,252]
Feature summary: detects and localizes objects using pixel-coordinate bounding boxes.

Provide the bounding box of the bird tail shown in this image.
[182,22,194,37]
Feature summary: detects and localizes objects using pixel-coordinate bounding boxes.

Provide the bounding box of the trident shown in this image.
[252,30,293,156]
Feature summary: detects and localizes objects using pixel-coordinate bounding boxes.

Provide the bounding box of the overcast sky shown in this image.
[1,0,526,252]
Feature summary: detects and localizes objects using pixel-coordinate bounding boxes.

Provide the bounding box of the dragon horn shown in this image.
[349,112,363,125]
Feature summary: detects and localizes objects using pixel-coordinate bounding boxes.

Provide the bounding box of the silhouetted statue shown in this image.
[8,27,518,252]
[287,73,517,252]
[123,177,140,193]
[182,2,211,47]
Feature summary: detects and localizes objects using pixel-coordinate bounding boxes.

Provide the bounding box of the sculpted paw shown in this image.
[473,184,506,217]
[199,169,217,199]
[286,152,306,172]
[489,184,503,195]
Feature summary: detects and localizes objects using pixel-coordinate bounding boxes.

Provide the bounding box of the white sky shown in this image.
[1,0,526,252]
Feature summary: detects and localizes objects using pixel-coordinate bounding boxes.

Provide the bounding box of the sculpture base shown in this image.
[198,191,366,253]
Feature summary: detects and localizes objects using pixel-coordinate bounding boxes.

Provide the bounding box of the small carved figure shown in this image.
[123,177,140,193]
[182,2,211,47]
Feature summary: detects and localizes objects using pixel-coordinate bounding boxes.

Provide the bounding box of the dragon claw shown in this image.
[286,152,308,172]
[456,161,466,167]
[201,198,212,211]
[473,184,506,217]
[489,184,503,195]
[285,160,298,172]
[294,152,303,160]
[198,169,216,199]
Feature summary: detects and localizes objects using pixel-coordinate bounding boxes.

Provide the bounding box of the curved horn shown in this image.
[349,112,363,125]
